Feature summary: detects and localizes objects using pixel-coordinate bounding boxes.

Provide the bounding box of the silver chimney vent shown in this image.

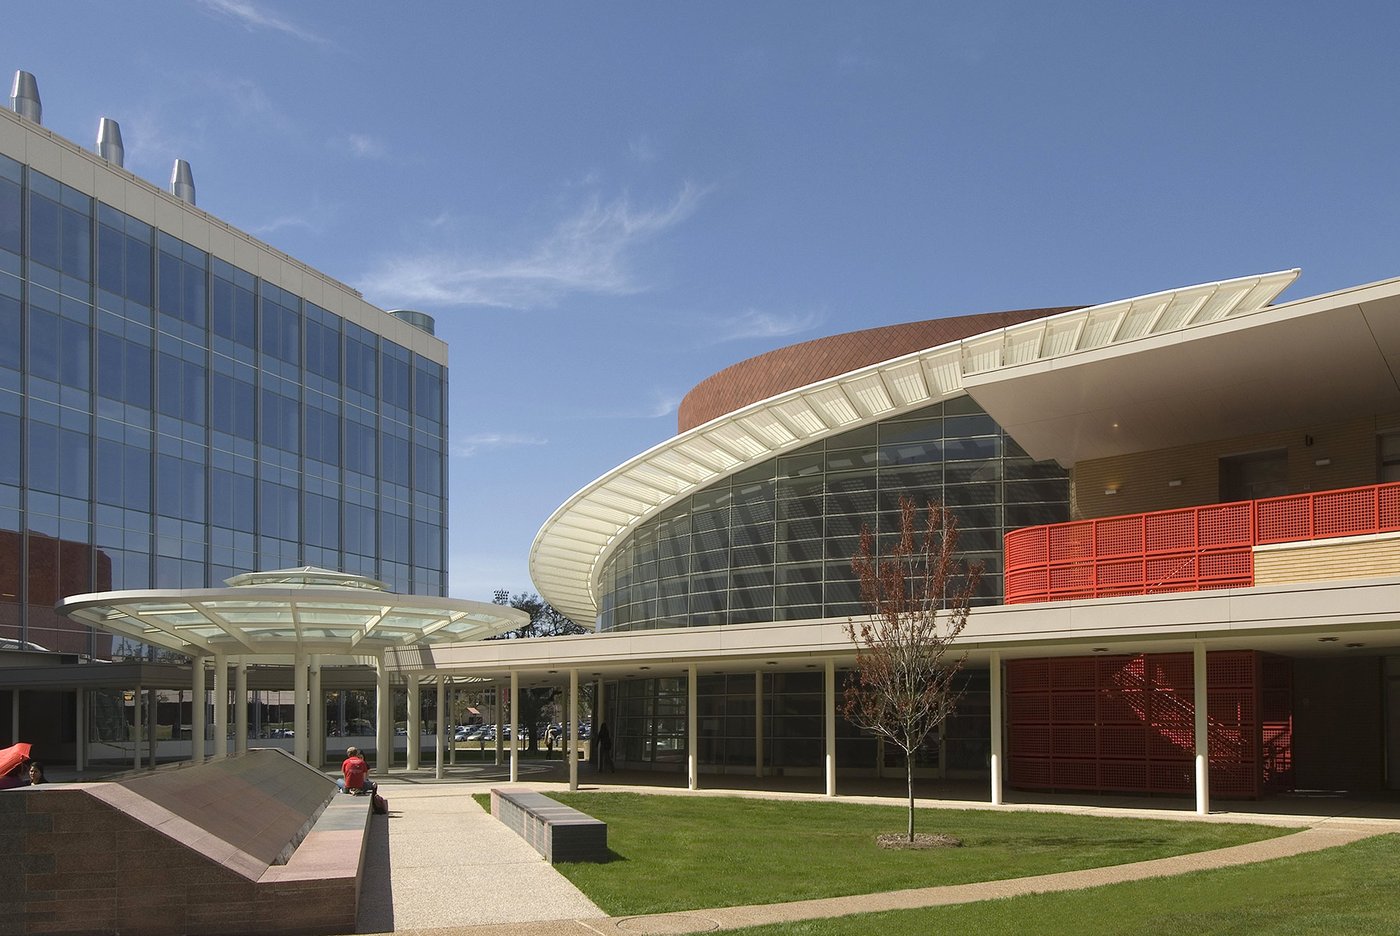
[96,118,124,167]
[10,71,41,124]
[170,159,196,206]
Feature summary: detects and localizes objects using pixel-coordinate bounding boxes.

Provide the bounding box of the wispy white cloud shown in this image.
[345,133,387,159]
[250,214,320,236]
[707,307,824,344]
[452,433,549,458]
[197,0,331,46]
[591,390,681,420]
[358,181,707,310]
[627,134,658,164]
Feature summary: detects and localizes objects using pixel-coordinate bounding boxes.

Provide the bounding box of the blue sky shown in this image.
[9,3,1400,608]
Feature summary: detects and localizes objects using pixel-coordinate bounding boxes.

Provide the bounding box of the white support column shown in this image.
[824,659,837,797]
[213,653,228,760]
[1194,641,1210,816]
[309,655,324,767]
[687,663,698,791]
[448,684,457,766]
[191,659,206,762]
[74,687,85,772]
[509,672,519,782]
[434,676,445,779]
[494,685,504,766]
[146,689,157,768]
[234,661,248,755]
[596,678,606,741]
[133,683,142,770]
[293,651,309,763]
[989,651,1004,806]
[376,655,392,774]
[406,676,421,770]
[10,689,18,744]
[569,669,580,791]
[755,671,764,779]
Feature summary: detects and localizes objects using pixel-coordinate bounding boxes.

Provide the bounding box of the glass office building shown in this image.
[0,102,448,660]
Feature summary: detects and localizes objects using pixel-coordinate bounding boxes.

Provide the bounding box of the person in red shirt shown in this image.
[338,746,377,795]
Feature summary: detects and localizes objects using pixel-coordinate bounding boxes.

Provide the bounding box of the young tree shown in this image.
[843,497,982,843]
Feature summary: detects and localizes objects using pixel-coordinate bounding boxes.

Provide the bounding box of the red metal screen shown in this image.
[1004,481,1400,604]
[1006,651,1292,799]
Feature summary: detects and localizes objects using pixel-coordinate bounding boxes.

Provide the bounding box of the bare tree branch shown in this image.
[843,498,983,842]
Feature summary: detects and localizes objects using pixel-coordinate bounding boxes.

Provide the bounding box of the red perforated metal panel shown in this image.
[1004,652,1292,801]
[1006,482,1400,605]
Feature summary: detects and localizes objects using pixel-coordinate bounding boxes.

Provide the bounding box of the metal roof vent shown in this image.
[170,159,196,206]
[96,118,124,167]
[10,71,40,124]
[389,309,436,336]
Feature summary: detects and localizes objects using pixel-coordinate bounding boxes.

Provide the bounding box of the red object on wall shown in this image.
[1004,481,1400,604]
[1006,651,1293,799]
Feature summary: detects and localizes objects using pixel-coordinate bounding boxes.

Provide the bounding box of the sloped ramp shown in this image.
[0,749,371,936]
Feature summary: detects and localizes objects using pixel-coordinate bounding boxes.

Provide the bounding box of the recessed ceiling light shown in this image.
[766,661,778,666]
[639,666,650,670]
[1317,637,1339,643]
[1346,642,1365,649]
[1091,647,1109,653]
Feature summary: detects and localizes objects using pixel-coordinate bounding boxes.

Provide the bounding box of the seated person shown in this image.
[337,746,377,795]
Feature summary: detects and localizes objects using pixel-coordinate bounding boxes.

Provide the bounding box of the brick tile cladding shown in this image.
[0,788,356,936]
[676,307,1081,432]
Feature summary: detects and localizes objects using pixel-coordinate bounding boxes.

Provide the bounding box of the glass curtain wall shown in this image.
[598,397,1069,632]
[607,669,993,776]
[0,154,448,658]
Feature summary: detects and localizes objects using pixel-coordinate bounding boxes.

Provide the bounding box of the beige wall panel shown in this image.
[25,134,62,177]
[1073,415,1393,520]
[154,197,185,239]
[58,147,96,194]
[91,169,127,209]
[0,114,26,158]
[1255,536,1400,587]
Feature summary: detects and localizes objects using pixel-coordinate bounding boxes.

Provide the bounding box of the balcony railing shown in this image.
[1003,481,1400,604]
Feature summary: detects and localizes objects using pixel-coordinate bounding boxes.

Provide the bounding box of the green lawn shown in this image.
[490,792,1289,916]
[722,833,1400,936]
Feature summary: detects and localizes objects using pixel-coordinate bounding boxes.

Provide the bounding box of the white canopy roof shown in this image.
[530,271,1299,625]
[57,567,529,657]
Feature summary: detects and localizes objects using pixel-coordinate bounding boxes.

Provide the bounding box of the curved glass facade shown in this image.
[597,396,1070,631]
[0,153,448,659]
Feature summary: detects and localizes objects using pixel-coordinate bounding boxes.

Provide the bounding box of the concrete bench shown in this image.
[490,787,608,863]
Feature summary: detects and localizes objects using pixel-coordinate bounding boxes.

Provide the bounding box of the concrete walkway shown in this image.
[355,766,1400,936]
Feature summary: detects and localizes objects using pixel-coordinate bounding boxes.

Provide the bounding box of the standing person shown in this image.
[596,723,615,773]
[338,746,377,795]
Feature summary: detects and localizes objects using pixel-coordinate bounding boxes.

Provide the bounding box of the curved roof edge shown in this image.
[530,270,1300,624]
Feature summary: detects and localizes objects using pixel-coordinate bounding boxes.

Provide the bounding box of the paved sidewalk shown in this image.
[356,781,605,933]
[356,769,1400,935]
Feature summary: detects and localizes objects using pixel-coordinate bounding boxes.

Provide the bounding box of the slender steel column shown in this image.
[310,654,323,761]
[989,651,1004,805]
[407,677,421,770]
[494,685,504,766]
[213,653,228,760]
[133,683,142,770]
[824,659,837,797]
[191,659,206,762]
[435,676,445,779]
[569,669,580,791]
[687,663,698,791]
[293,651,309,762]
[234,661,248,755]
[1194,642,1210,815]
[509,672,519,782]
[376,655,391,773]
[146,689,157,767]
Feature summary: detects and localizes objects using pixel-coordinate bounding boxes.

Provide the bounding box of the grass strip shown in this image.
[518,792,1288,916]
[722,832,1400,935]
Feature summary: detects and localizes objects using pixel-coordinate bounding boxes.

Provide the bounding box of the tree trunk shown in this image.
[906,752,915,842]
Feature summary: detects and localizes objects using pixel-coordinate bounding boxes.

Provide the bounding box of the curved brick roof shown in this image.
[677,307,1081,432]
